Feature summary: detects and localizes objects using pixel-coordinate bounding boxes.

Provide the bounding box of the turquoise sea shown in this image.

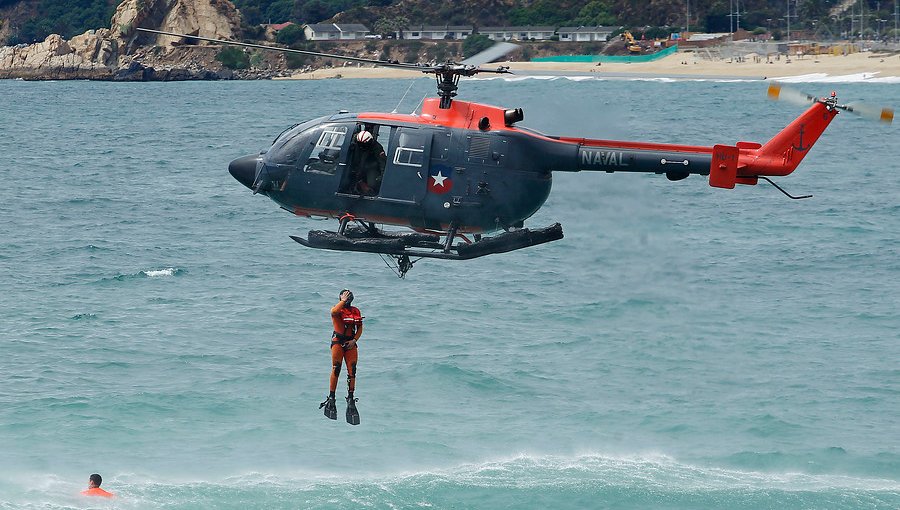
[1,75,898,509]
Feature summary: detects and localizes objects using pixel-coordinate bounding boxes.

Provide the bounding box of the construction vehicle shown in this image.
[621,31,643,54]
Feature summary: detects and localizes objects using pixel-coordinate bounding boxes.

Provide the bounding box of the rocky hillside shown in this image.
[0,0,852,81]
[0,0,261,80]
[3,0,849,44]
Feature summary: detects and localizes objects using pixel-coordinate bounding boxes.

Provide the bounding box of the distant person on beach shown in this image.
[81,473,114,498]
[320,289,363,425]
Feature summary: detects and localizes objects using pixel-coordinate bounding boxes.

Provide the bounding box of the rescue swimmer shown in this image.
[320,289,363,425]
[81,474,114,498]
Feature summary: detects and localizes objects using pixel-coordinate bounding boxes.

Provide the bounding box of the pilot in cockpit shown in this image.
[352,130,386,195]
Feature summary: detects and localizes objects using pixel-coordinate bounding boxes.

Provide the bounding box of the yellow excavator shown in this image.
[621,30,643,54]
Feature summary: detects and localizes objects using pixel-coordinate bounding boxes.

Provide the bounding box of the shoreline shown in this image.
[280,50,900,82]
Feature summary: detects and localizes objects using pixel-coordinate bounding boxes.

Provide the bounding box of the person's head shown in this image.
[89,474,102,488]
[356,130,373,146]
[340,289,354,306]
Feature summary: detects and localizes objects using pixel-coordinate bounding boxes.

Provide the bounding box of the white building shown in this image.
[557,26,616,42]
[401,25,473,40]
[478,26,555,41]
[303,23,370,41]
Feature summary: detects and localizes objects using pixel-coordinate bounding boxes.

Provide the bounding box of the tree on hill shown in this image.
[373,15,409,37]
[9,0,117,43]
[462,33,492,58]
[275,23,304,44]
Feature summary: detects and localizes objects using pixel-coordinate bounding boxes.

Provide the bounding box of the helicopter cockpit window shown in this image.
[269,132,308,166]
[304,125,348,175]
[268,119,322,166]
[393,131,425,167]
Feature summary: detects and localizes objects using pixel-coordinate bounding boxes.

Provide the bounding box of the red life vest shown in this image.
[334,306,363,341]
[81,487,114,498]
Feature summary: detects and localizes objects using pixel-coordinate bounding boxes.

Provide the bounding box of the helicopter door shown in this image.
[377,127,431,203]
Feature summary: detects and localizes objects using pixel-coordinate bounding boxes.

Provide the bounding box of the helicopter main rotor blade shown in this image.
[135,28,424,71]
[460,41,518,67]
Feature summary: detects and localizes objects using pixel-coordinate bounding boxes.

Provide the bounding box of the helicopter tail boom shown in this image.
[562,99,838,190]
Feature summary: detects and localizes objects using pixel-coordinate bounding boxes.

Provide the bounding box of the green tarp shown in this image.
[531,44,678,63]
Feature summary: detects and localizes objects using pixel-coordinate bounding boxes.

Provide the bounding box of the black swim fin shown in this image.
[319,396,337,420]
[346,396,360,425]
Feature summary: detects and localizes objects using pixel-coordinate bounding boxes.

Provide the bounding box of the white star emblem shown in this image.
[431,171,448,188]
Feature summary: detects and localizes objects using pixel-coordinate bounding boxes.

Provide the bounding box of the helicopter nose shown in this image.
[229,154,259,189]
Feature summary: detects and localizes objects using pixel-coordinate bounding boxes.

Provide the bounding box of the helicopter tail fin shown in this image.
[755,100,838,174]
[709,100,839,189]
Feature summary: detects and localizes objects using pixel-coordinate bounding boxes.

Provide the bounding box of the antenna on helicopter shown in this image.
[135,28,518,109]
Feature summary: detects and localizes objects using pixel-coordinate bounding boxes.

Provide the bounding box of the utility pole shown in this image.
[786,0,791,41]
[785,0,798,41]
[686,0,690,34]
[729,0,743,35]
[730,0,734,34]
[862,0,867,38]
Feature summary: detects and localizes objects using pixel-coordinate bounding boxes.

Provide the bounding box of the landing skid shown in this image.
[290,222,563,276]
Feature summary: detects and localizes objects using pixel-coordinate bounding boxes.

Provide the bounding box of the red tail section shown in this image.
[709,101,839,189]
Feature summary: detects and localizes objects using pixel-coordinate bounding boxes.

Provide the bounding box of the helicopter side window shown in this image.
[304,126,348,175]
[393,131,426,167]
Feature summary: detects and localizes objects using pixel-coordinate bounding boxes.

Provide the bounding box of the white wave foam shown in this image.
[142,268,176,278]
[771,72,900,83]
[170,452,900,493]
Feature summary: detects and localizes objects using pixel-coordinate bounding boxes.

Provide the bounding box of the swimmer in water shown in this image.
[81,473,114,498]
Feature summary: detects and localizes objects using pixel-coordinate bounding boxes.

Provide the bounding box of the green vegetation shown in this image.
[9,0,118,44]
[284,41,320,68]
[372,16,409,37]
[275,23,304,44]
[216,46,250,70]
[508,0,585,27]
[402,40,423,61]
[231,0,393,25]
[461,34,492,58]
[249,51,266,67]
[424,43,453,62]
[3,0,896,49]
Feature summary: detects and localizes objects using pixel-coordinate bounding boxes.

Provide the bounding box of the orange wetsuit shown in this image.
[81,487,114,498]
[330,299,363,393]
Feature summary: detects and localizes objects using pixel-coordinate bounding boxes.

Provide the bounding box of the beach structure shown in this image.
[557,26,616,42]
[479,26,556,41]
[399,25,473,40]
[303,23,370,41]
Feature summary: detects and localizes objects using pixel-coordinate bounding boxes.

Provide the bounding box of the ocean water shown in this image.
[1,75,898,509]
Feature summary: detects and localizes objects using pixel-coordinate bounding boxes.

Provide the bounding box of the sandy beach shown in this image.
[283,49,900,81]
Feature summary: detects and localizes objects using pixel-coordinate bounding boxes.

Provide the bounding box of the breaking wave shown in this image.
[5,453,898,510]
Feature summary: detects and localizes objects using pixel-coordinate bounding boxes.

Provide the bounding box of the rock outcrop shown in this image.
[0,31,118,79]
[0,0,256,81]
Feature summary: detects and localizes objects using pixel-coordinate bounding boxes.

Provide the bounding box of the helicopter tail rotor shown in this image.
[840,101,894,124]
[767,82,893,124]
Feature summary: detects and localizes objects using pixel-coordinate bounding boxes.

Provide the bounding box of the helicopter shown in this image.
[138,28,894,277]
